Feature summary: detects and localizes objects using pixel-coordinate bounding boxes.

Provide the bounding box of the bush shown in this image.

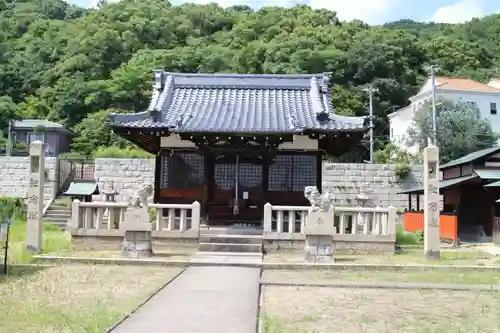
[0,197,24,220]
[93,146,153,158]
[59,151,88,159]
[395,162,411,180]
[396,226,423,245]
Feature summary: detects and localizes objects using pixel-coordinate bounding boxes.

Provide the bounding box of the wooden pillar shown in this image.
[153,135,161,204]
[416,194,420,211]
[316,151,322,193]
[262,154,269,204]
[408,194,412,211]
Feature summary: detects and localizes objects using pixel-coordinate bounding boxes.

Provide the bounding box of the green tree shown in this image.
[71,109,128,156]
[0,96,20,136]
[2,0,500,158]
[407,99,497,163]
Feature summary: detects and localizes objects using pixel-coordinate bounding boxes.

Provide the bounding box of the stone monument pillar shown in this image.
[26,141,45,252]
[423,144,440,260]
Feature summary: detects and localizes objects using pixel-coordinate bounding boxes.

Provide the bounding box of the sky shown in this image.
[70,0,500,25]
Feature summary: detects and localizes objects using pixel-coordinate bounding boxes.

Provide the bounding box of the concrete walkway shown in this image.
[112,266,261,333]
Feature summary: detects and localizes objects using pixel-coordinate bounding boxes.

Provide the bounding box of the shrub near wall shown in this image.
[93,147,153,158]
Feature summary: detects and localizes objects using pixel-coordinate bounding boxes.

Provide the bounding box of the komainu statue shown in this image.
[130,183,153,208]
[304,186,334,212]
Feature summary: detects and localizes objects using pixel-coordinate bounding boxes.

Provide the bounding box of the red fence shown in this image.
[403,211,458,241]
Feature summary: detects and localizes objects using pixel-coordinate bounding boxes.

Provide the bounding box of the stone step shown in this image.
[200,227,263,236]
[199,235,262,245]
[198,242,262,253]
[43,221,67,229]
[190,252,263,265]
[195,251,263,257]
[45,211,71,217]
[50,205,70,210]
[43,216,69,223]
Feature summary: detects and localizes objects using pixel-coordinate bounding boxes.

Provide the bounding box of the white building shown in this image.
[389,76,500,153]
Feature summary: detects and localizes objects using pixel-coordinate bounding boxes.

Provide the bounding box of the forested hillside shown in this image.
[2,0,500,157]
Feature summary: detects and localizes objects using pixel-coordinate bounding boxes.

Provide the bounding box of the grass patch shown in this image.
[262,314,291,333]
[6,219,71,264]
[262,269,500,285]
[261,286,500,333]
[0,264,182,332]
[50,248,196,260]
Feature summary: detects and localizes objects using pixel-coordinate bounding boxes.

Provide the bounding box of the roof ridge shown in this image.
[160,71,327,78]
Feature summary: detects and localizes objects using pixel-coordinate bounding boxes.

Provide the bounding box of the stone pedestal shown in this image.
[303,211,335,262]
[26,141,45,253]
[121,207,153,258]
[304,235,334,262]
[123,230,153,258]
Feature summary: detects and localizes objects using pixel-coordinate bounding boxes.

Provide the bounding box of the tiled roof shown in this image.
[435,76,500,94]
[13,119,64,129]
[109,72,368,134]
[397,175,477,194]
[12,119,77,136]
[440,145,500,169]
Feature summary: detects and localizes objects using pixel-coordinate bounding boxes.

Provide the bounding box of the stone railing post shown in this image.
[68,199,81,230]
[263,203,272,232]
[191,201,201,233]
[387,205,397,236]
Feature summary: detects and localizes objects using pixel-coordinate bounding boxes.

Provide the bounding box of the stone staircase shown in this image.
[193,225,264,264]
[43,200,71,229]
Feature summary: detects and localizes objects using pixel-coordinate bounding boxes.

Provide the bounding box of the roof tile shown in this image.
[110,72,368,134]
[435,76,500,94]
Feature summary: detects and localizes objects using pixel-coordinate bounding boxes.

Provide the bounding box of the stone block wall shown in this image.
[93,158,155,200]
[0,156,58,204]
[322,163,423,209]
[91,158,423,209]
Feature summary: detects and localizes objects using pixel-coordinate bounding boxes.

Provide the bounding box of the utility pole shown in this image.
[424,64,440,144]
[362,86,378,164]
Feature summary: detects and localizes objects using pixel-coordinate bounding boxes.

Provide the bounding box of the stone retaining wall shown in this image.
[93,158,424,209]
[322,163,424,208]
[0,156,425,210]
[93,158,155,201]
[0,156,58,204]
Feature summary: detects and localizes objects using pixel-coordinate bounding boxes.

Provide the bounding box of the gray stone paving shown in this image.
[112,266,261,333]
[190,251,263,265]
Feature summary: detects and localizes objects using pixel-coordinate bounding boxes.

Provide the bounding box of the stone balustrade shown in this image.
[69,200,200,232]
[263,203,396,236]
[262,203,397,253]
[68,200,201,250]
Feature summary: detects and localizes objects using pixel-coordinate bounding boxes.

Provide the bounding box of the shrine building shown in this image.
[109,71,369,225]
